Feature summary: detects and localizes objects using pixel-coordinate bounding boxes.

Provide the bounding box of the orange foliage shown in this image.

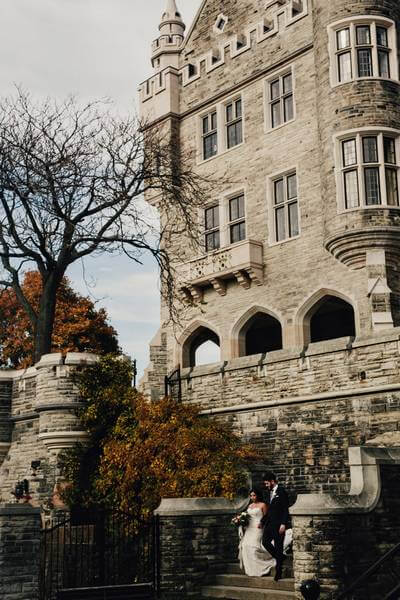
[96,394,258,522]
[0,271,119,368]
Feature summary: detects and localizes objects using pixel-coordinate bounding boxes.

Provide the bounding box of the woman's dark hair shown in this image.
[250,487,264,502]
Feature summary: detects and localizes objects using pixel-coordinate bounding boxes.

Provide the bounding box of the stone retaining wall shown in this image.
[0,504,41,600]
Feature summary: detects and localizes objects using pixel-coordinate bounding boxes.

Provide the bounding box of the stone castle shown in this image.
[139,0,400,597]
[140,0,400,492]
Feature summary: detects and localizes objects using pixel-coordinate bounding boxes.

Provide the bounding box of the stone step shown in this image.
[213,574,294,592]
[220,561,293,578]
[201,584,296,600]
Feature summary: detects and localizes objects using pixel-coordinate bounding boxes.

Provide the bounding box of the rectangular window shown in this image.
[226,98,243,149]
[377,26,388,47]
[269,71,294,129]
[384,137,396,164]
[364,167,381,205]
[202,111,218,160]
[357,48,373,77]
[386,168,399,206]
[272,172,299,242]
[356,25,371,45]
[228,194,246,244]
[204,205,220,251]
[363,137,379,163]
[337,28,350,50]
[338,52,353,82]
[344,170,360,209]
[378,50,390,77]
[343,139,357,166]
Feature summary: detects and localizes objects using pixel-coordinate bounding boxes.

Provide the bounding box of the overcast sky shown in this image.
[0,0,200,377]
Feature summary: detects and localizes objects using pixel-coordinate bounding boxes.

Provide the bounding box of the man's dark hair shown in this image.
[263,471,277,481]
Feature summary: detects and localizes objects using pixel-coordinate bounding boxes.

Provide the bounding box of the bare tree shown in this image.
[0,90,209,363]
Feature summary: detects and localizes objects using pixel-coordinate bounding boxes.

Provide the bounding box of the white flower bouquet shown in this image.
[231,511,250,528]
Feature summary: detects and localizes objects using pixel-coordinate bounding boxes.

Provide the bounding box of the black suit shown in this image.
[261,484,290,571]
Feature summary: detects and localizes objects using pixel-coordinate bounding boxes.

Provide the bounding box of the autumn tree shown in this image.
[0,90,210,362]
[0,270,119,368]
[60,356,257,523]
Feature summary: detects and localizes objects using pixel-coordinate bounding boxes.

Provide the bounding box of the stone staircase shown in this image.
[201,559,296,600]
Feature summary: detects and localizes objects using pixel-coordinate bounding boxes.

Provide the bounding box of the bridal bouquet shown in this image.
[231,512,250,528]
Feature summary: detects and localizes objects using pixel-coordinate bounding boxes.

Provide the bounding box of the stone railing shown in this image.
[179,239,264,302]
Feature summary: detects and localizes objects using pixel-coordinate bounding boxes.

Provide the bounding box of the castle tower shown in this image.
[313,0,400,330]
[151,0,185,73]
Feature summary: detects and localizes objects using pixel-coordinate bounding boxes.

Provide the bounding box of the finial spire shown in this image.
[151,0,185,72]
[161,0,184,28]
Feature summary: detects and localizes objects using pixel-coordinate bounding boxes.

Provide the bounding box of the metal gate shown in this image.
[39,509,159,600]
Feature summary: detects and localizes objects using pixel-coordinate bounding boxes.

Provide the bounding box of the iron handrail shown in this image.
[164,366,182,401]
[334,541,400,600]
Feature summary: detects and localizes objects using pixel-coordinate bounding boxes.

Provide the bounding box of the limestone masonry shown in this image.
[140,0,400,491]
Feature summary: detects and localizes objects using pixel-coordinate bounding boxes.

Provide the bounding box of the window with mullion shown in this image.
[341,133,400,209]
[272,173,299,242]
[202,111,218,160]
[226,99,243,149]
[269,71,294,129]
[204,204,220,251]
[228,194,246,244]
[333,21,394,84]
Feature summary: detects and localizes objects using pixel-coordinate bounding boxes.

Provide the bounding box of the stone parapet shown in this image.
[178,330,400,412]
[155,497,247,599]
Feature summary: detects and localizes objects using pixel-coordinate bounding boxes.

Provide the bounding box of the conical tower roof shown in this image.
[160,0,185,29]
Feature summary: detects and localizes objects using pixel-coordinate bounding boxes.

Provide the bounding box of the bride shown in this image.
[238,488,276,577]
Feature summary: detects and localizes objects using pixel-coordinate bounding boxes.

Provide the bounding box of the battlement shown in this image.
[139,0,309,124]
[152,34,184,57]
[139,67,180,122]
[182,0,308,86]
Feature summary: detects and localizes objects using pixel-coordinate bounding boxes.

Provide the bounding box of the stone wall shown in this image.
[291,445,400,599]
[171,331,400,496]
[155,498,245,599]
[0,504,41,600]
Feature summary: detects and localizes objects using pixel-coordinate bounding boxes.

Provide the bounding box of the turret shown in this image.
[312,0,400,331]
[151,0,185,72]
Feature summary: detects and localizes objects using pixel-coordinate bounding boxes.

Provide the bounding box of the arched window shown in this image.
[182,326,220,368]
[238,312,283,356]
[309,295,355,343]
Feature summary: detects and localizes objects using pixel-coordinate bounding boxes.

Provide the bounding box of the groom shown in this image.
[259,471,289,582]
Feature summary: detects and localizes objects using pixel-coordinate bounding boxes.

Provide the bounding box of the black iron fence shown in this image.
[39,509,159,600]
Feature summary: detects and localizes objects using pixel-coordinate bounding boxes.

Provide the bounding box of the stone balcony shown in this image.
[179,239,264,302]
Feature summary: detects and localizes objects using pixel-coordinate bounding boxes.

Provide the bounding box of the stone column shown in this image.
[0,504,41,600]
[155,497,247,599]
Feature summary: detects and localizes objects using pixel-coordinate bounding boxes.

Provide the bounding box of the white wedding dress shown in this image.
[238,506,276,577]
